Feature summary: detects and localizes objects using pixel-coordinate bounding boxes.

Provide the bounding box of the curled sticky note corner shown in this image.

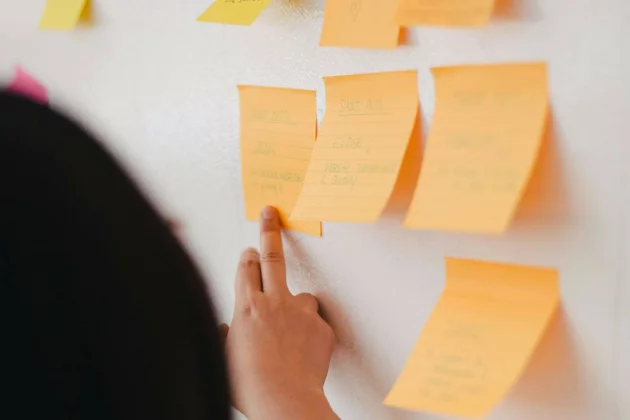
[7,67,48,105]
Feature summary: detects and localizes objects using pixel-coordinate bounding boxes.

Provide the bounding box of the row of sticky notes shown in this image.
[199,0,496,48]
[38,0,495,41]
[321,0,496,49]
[202,0,497,48]
[37,0,267,30]
[385,257,560,418]
[239,62,549,236]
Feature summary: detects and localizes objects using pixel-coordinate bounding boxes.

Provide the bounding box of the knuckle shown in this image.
[298,292,315,300]
[240,247,259,260]
[260,251,285,264]
[265,295,283,311]
[298,293,318,307]
[239,301,253,316]
[240,294,263,316]
[239,248,260,268]
[248,293,265,311]
[320,321,335,342]
[307,294,318,305]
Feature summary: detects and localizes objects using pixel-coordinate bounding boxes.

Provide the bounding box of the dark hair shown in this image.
[0,93,231,420]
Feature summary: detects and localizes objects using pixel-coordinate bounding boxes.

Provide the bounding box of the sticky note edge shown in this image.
[39,0,90,30]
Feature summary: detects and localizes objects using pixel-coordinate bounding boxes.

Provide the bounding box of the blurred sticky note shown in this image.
[291,71,418,223]
[397,0,496,27]
[239,86,321,236]
[8,67,48,105]
[320,0,401,49]
[198,0,271,26]
[404,63,549,234]
[39,0,90,30]
[385,258,559,419]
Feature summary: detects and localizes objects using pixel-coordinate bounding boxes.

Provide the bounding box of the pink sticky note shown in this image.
[7,67,48,104]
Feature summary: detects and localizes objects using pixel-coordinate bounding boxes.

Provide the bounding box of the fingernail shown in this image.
[261,206,278,220]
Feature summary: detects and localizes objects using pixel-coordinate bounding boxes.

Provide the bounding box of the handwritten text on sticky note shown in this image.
[239,86,321,236]
[320,0,401,49]
[396,0,496,27]
[39,0,90,30]
[291,71,418,223]
[404,63,549,234]
[198,0,271,26]
[385,258,559,418]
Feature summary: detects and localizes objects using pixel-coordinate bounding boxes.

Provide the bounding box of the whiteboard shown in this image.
[1,0,628,418]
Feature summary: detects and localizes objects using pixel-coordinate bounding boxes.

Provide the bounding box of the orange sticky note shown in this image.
[198,0,271,26]
[39,0,90,30]
[239,86,321,236]
[291,71,419,223]
[385,258,560,419]
[396,0,496,27]
[404,63,549,234]
[320,0,401,49]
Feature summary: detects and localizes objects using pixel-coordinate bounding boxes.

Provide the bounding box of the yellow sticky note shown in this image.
[39,0,90,30]
[239,86,321,236]
[385,258,559,419]
[320,0,401,49]
[198,0,271,26]
[404,63,549,234]
[397,0,496,27]
[291,71,419,223]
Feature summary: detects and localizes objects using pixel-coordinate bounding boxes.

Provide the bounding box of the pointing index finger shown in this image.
[260,206,289,296]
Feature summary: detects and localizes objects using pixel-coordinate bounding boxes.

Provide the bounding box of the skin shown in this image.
[222,206,339,420]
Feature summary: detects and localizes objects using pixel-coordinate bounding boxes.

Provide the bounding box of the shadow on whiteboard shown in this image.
[283,235,419,419]
[511,113,571,233]
[494,0,544,22]
[320,292,421,420]
[496,309,588,419]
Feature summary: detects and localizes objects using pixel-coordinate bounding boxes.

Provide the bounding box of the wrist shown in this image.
[251,384,338,420]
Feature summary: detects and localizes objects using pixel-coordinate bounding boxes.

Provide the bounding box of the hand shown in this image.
[225,206,338,420]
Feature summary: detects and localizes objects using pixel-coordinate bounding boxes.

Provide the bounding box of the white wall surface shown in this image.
[1,1,628,419]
